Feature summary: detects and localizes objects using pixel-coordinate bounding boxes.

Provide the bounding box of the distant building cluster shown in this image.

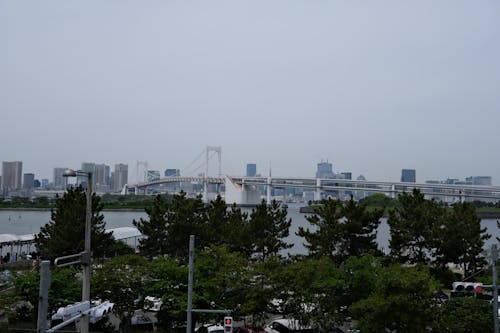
[0,159,495,201]
[1,161,129,198]
[426,176,492,186]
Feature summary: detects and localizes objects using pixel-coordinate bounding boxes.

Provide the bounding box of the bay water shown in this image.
[0,204,498,256]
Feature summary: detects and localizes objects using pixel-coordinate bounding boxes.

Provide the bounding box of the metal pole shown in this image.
[37,260,51,333]
[492,244,498,333]
[81,173,92,333]
[187,235,195,333]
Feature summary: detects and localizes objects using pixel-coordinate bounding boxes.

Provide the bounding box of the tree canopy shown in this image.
[34,186,116,261]
[297,198,383,264]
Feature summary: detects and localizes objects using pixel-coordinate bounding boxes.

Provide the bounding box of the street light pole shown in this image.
[82,172,92,333]
[63,169,92,333]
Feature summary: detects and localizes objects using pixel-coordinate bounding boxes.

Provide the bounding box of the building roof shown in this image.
[0,227,141,247]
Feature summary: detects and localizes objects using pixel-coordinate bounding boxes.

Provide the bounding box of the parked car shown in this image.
[143,296,162,312]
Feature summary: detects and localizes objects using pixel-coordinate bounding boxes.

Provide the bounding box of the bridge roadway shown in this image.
[124,176,500,203]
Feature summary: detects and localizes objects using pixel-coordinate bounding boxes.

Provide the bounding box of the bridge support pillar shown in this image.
[314,178,322,202]
[391,184,396,199]
[203,180,208,203]
[225,176,260,205]
[267,177,272,204]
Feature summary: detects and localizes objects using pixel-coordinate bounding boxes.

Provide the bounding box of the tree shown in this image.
[164,192,208,261]
[350,264,440,333]
[34,186,116,261]
[297,199,344,261]
[249,200,292,261]
[274,257,344,328]
[434,297,492,333]
[144,256,188,331]
[133,194,170,259]
[92,254,148,329]
[297,198,383,264]
[205,196,253,257]
[193,245,251,320]
[436,202,490,277]
[388,189,445,265]
[10,267,81,326]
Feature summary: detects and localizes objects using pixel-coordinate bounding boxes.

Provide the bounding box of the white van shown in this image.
[143,296,162,312]
[265,319,313,333]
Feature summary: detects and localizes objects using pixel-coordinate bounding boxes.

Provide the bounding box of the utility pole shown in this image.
[37,261,51,333]
[187,235,195,333]
[493,244,499,333]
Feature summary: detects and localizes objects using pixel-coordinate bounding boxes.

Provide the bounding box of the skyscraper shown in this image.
[2,161,23,191]
[94,164,110,186]
[53,167,69,190]
[401,169,416,183]
[246,163,257,177]
[114,164,128,192]
[23,173,35,190]
[316,161,335,179]
[80,162,96,187]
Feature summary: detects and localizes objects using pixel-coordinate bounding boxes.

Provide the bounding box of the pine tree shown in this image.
[133,195,170,260]
[297,198,383,264]
[35,186,115,261]
[249,199,292,261]
[388,189,445,265]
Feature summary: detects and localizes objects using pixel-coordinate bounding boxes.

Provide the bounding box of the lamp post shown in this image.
[63,169,92,333]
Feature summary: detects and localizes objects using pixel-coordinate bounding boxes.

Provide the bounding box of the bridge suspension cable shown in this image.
[182,150,206,176]
[183,147,222,177]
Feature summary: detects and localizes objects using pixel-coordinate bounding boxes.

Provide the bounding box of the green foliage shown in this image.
[165,192,207,261]
[144,257,188,330]
[388,189,446,265]
[100,193,162,209]
[436,202,490,276]
[249,200,292,261]
[34,186,117,261]
[133,194,170,259]
[298,198,383,264]
[243,257,285,324]
[92,254,148,324]
[351,264,440,333]
[359,192,396,208]
[194,246,250,319]
[434,297,492,332]
[275,257,343,328]
[9,267,80,324]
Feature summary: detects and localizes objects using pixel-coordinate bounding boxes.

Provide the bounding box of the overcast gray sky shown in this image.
[1,1,499,184]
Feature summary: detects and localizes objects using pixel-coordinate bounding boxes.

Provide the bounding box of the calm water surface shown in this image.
[1,204,498,256]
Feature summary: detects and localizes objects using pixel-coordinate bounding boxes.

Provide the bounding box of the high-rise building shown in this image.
[2,161,23,191]
[53,167,69,190]
[23,173,35,190]
[316,161,335,179]
[94,164,111,192]
[164,169,180,177]
[246,163,257,177]
[340,172,352,180]
[465,176,492,186]
[113,164,128,192]
[95,164,110,186]
[80,162,96,187]
[401,169,416,183]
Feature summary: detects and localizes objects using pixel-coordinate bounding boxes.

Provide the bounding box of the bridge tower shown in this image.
[136,161,148,183]
[203,146,222,202]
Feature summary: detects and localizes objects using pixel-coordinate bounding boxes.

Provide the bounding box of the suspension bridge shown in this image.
[123,146,500,205]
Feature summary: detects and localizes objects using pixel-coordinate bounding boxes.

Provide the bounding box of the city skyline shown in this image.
[0,158,495,187]
[2,1,499,185]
